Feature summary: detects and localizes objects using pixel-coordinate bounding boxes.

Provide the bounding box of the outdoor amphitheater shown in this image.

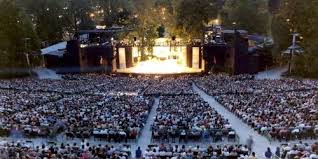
[0,72,317,159]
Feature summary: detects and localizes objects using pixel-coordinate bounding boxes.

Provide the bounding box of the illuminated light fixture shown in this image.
[80,44,88,48]
[214,19,220,25]
[90,13,95,18]
[96,25,106,29]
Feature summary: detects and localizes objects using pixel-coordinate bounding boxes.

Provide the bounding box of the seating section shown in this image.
[0,142,131,159]
[145,144,250,158]
[195,74,318,140]
[152,95,235,142]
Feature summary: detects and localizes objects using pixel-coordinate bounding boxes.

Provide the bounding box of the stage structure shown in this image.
[42,26,267,75]
[115,38,204,74]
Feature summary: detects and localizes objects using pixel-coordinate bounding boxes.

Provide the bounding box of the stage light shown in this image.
[214,19,220,25]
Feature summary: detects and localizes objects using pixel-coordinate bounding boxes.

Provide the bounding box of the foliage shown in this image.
[272,0,318,78]
[0,0,40,68]
[222,0,270,35]
[173,0,219,40]
[98,0,133,27]
[18,0,95,43]
[18,0,66,43]
[123,0,160,61]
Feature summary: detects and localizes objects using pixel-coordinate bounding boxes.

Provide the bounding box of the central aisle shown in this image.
[192,84,276,158]
[137,97,160,152]
[255,67,287,79]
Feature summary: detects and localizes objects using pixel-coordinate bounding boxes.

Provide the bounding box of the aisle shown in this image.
[193,84,276,158]
[255,67,287,80]
[137,97,160,152]
[34,68,62,80]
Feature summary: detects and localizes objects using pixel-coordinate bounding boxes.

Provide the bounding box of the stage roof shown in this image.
[41,41,66,57]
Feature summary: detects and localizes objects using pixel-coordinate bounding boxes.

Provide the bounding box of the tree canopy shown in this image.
[222,0,270,35]
[272,0,318,78]
[1,0,318,78]
[0,0,40,68]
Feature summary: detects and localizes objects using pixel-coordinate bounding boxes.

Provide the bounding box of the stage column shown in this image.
[118,48,126,69]
[192,47,200,69]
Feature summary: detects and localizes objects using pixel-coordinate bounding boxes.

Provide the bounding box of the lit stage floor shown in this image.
[116,60,203,74]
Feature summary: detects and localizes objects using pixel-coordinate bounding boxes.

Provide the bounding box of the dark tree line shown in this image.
[1,0,317,78]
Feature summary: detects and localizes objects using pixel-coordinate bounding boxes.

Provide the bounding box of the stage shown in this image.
[116,59,203,75]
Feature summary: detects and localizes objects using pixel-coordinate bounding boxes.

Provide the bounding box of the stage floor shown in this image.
[116,60,203,75]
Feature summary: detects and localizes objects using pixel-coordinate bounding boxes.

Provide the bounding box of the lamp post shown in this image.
[24,38,31,75]
[288,32,299,74]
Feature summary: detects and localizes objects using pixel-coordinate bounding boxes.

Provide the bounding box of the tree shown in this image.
[272,0,318,77]
[65,0,95,32]
[98,0,133,27]
[222,0,270,35]
[125,0,160,61]
[0,0,40,68]
[18,0,95,43]
[173,0,219,40]
[18,0,67,43]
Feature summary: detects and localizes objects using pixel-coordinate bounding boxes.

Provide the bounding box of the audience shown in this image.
[215,91,318,140]
[195,74,318,95]
[1,73,318,159]
[0,141,131,159]
[195,74,318,140]
[145,77,194,96]
[152,95,234,142]
[0,75,154,140]
[280,142,318,159]
[144,143,250,158]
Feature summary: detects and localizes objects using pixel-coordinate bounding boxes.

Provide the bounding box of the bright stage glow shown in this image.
[117,59,202,74]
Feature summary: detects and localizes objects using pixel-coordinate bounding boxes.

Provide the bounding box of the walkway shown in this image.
[34,68,62,80]
[255,67,287,80]
[193,84,276,158]
[137,97,160,152]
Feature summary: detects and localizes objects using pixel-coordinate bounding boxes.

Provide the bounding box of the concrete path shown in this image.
[193,84,276,158]
[34,68,62,80]
[256,67,287,80]
[136,97,160,153]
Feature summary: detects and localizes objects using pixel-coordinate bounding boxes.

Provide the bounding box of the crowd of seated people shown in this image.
[215,91,318,140]
[279,141,318,159]
[152,95,235,143]
[145,77,194,96]
[194,74,318,96]
[0,94,153,141]
[0,141,131,159]
[80,75,151,95]
[0,74,151,95]
[144,143,251,159]
[0,78,92,94]
[0,74,155,141]
[0,90,62,114]
[194,74,318,141]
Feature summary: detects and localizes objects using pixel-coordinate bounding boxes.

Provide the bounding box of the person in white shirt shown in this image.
[310,152,318,159]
